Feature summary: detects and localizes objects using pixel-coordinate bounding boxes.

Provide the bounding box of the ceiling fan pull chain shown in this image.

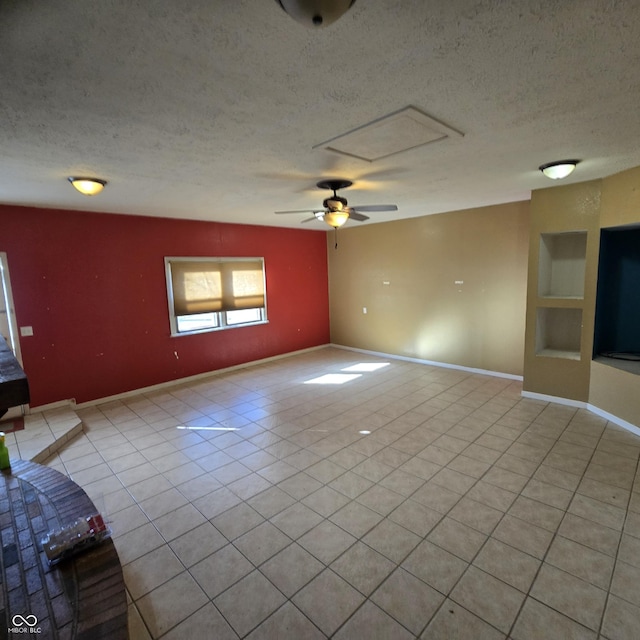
[334,227,338,249]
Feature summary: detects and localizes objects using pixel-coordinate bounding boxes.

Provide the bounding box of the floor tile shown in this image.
[371,567,444,634]
[611,560,640,607]
[330,541,395,596]
[356,484,405,516]
[618,533,640,568]
[334,600,414,640]
[298,520,356,564]
[277,472,323,500]
[421,599,506,640]
[214,570,286,637]
[245,602,325,640]
[545,535,614,590]
[161,603,238,640]
[114,521,166,564]
[270,502,324,539]
[293,569,365,636]
[362,518,422,563]
[530,563,606,631]
[511,597,596,640]
[448,496,503,534]
[568,493,626,531]
[191,544,253,598]
[402,539,468,594]
[388,499,442,537]
[233,521,291,566]
[109,503,149,537]
[136,571,208,638]
[123,544,184,600]
[212,502,264,540]
[329,501,384,538]
[260,542,324,597]
[302,485,351,517]
[127,602,152,640]
[152,502,206,541]
[492,514,553,559]
[451,566,525,633]
[522,478,573,509]
[601,594,640,640]
[138,487,189,520]
[558,513,621,557]
[169,521,227,567]
[428,516,487,562]
[47,349,640,640]
[473,538,540,593]
[246,485,296,519]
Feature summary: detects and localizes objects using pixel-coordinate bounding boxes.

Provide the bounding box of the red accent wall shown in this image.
[0,205,330,406]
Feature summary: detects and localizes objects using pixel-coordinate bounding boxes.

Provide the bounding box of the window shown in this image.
[165,257,267,335]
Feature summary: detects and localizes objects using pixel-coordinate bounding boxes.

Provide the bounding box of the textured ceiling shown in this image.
[1,0,639,229]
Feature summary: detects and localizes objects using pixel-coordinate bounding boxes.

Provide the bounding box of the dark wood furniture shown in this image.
[0,334,29,418]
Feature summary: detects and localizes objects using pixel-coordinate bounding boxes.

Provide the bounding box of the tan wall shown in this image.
[590,165,640,428]
[327,201,529,376]
[522,180,602,401]
[523,164,640,427]
[590,361,640,428]
[600,165,640,228]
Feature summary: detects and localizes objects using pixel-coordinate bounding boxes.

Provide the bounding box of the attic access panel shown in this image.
[313,106,463,162]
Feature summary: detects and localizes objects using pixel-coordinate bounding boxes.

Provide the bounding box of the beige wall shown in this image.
[590,361,640,428]
[523,181,602,401]
[590,165,640,428]
[523,164,640,428]
[327,201,529,376]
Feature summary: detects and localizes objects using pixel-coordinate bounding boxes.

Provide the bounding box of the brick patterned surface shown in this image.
[1,460,127,639]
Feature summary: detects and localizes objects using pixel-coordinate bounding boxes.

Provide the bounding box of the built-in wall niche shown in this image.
[538,231,587,298]
[593,224,640,374]
[535,307,582,360]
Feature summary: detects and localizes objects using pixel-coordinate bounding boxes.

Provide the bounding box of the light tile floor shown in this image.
[43,347,640,639]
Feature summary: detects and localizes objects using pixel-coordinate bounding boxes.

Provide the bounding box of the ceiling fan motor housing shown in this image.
[276,0,356,27]
[323,195,348,211]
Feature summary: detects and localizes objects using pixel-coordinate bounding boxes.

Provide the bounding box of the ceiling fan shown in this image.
[275,179,398,229]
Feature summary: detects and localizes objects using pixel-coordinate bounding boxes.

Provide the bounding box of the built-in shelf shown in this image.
[535,307,582,360]
[538,231,587,298]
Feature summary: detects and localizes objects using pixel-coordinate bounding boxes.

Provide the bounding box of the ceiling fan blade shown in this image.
[301,216,320,223]
[351,204,398,212]
[348,212,369,222]
[275,209,322,214]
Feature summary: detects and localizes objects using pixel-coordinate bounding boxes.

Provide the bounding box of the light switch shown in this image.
[20,326,33,336]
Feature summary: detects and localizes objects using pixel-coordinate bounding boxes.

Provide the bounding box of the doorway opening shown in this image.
[1,252,27,422]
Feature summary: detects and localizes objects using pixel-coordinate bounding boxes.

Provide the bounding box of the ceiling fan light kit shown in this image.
[539,160,580,180]
[276,0,356,27]
[323,211,350,228]
[274,178,398,240]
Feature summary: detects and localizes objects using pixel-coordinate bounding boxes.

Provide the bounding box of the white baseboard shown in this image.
[520,391,588,409]
[330,344,523,381]
[73,344,329,409]
[521,390,640,436]
[587,403,640,437]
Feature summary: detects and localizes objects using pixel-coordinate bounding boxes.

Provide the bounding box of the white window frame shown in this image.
[165,257,268,336]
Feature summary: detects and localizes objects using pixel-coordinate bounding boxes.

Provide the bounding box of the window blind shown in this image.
[168,259,265,316]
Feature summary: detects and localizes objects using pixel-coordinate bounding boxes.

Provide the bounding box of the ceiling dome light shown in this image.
[276,0,356,27]
[539,160,580,180]
[68,177,107,196]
